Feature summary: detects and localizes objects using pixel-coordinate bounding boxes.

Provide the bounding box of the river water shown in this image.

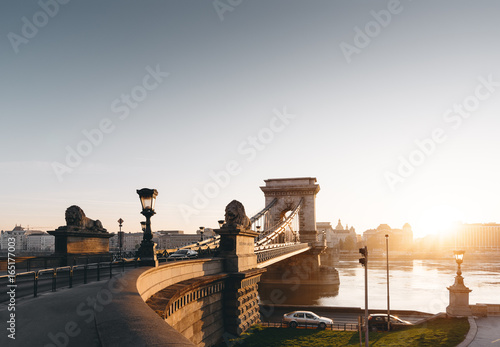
[259,257,500,314]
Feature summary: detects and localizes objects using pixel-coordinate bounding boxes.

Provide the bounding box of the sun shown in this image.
[415,205,462,238]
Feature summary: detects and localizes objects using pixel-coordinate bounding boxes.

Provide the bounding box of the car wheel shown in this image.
[289,321,298,329]
[318,322,326,330]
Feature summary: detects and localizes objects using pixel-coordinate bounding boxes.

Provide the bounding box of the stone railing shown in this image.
[95,258,225,347]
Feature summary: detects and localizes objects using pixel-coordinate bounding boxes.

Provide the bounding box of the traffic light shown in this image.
[359,246,368,267]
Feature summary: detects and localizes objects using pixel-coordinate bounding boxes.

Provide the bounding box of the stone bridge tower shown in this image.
[260,177,320,245]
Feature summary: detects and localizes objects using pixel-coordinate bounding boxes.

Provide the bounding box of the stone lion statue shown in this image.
[224,200,251,230]
[65,205,105,232]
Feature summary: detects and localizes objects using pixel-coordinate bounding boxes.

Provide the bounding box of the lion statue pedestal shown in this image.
[48,205,113,265]
[215,200,266,336]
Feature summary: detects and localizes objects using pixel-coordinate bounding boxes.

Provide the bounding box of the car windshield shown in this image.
[175,250,189,254]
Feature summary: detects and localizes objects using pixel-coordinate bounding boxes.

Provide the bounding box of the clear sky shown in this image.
[1,0,500,239]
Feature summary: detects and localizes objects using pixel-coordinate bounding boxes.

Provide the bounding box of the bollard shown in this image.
[69,267,73,288]
[52,269,57,292]
[34,273,38,297]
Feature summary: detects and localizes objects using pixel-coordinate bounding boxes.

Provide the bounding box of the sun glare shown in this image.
[415,205,462,238]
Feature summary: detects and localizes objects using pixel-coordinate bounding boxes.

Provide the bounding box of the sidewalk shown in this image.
[467,316,500,347]
[1,268,194,347]
[1,279,108,346]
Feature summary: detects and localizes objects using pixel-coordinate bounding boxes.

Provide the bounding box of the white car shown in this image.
[167,249,198,261]
[282,311,333,329]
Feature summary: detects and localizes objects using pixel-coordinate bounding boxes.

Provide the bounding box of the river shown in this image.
[258,257,500,313]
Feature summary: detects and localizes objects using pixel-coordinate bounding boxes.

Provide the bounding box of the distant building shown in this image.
[1,225,55,253]
[449,222,500,251]
[26,231,54,252]
[363,223,413,253]
[1,225,27,251]
[317,220,357,250]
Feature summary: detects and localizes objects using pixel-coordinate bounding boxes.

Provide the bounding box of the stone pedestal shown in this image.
[137,240,158,267]
[215,221,266,336]
[446,275,472,317]
[48,227,113,266]
[216,225,259,273]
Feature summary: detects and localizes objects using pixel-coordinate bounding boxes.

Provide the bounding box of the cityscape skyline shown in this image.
[1,1,500,239]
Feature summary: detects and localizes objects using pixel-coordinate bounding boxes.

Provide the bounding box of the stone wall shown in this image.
[163,276,227,346]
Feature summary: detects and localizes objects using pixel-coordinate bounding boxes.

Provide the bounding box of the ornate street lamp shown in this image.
[136,188,158,267]
[454,250,465,278]
[118,218,124,259]
[446,250,472,316]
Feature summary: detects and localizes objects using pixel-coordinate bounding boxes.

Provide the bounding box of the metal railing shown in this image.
[0,258,138,303]
[261,321,359,331]
[255,243,309,263]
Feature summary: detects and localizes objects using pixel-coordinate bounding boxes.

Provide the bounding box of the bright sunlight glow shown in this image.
[415,205,462,238]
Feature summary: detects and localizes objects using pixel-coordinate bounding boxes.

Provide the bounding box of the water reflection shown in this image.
[258,258,500,313]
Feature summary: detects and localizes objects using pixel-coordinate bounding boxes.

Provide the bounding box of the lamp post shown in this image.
[199,226,205,242]
[136,188,158,267]
[385,234,390,331]
[118,218,124,259]
[446,250,472,316]
[454,250,464,278]
[359,246,368,347]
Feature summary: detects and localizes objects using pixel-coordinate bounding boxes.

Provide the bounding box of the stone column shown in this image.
[217,225,258,273]
[446,275,472,316]
[224,270,265,336]
[215,218,265,336]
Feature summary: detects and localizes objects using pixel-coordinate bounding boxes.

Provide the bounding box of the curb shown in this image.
[456,316,477,347]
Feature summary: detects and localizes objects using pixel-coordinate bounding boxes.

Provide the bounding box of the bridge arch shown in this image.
[260,177,320,245]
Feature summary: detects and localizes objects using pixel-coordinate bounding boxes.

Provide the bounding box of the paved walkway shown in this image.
[1,278,109,346]
[468,316,500,346]
[0,268,193,347]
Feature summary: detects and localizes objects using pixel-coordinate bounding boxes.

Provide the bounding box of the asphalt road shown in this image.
[260,305,431,326]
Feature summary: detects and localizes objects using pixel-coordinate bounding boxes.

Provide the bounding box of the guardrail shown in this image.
[255,243,309,263]
[261,321,359,331]
[0,258,139,302]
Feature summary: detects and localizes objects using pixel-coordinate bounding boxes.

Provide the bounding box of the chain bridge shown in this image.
[1,177,339,347]
[180,177,327,268]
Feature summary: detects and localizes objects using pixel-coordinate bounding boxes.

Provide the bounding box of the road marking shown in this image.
[492,338,500,343]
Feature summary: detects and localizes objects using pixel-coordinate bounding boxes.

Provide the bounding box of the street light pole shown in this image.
[385,234,390,331]
[359,246,368,347]
[136,188,158,267]
[118,218,124,259]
